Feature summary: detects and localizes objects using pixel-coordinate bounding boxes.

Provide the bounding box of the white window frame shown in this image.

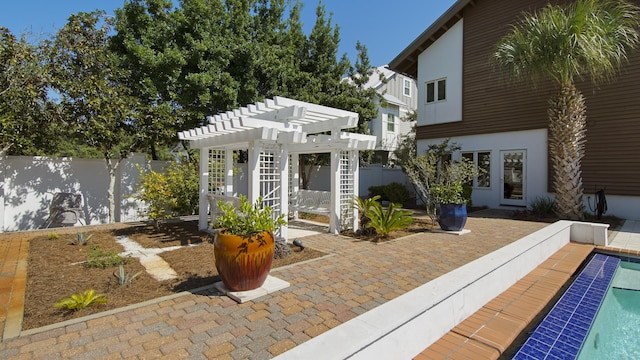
[387,113,395,132]
[426,78,446,104]
[461,151,491,188]
[403,78,411,97]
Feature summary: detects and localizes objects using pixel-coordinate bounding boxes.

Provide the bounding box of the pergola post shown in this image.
[290,154,299,219]
[279,145,289,239]
[248,141,261,204]
[225,149,234,195]
[329,128,341,235]
[198,147,210,230]
[351,150,360,231]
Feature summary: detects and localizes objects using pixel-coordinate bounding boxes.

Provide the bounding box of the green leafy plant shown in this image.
[213,195,286,237]
[85,244,127,268]
[134,165,174,231]
[53,289,107,311]
[383,182,411,205]
[368,185,388,201]
[364,201,413,238]
[352,195,381,233]
[70,232,93,245]
[133,160,200,231]
[113,265,142,286]
[530,196,556,215]
[48,233,59,240]
[403,139,483,223]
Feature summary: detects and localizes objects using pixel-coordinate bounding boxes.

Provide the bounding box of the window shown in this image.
[387,114,395,132]
[403,78,411,97]
[426,78,446,103]
[461,151,491,188]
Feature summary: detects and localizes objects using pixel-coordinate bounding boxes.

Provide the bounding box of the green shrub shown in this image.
[54,289,106,311]
[365,202,413,238]
[383,182,410,205]
[462,185,473,207]
[368,185,387,201]
[85,244,127,268]
[48,233,59,240]
[530,196,556,215]
[134,160,200,231]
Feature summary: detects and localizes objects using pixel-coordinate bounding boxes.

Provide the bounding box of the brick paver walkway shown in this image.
[0,214,549,359]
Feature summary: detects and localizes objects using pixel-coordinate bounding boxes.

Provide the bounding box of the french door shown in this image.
[500,150,526,206]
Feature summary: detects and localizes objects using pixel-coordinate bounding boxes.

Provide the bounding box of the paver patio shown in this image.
[0,211,614,359]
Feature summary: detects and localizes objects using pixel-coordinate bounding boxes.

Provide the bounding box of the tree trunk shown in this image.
[548,82,587,220]
[104,156,124,223]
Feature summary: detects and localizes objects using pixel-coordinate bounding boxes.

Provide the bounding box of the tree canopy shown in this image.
[1,0,379,159]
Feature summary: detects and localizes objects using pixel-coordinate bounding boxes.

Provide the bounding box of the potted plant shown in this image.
[212,195,286,291]
[403,139,481,231]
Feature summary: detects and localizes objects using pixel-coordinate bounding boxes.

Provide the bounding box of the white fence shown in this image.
[0,154,168,232]
[0,156,413,233]
[307,164,414,198]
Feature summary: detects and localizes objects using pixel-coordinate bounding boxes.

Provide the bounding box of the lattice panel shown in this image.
[259,145,281,215]
[208,149,226,194]
[339,151,355,229]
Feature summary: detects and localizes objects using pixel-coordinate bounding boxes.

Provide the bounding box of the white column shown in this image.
[248,141,261,204]
[329,128,342,235]
[279,145,289,240]
[198,147,209,230]
[351,150,360,231]
[225,149,234,195]
[290,153,300,219]
[330,149,340,234]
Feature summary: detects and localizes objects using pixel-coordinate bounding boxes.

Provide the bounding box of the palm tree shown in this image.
[494,0,640,220]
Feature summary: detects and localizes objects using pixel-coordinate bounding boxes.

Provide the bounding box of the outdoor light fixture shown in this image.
[292,238,305,250]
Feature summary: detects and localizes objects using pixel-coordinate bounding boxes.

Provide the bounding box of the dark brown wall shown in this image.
[416,0,640,196]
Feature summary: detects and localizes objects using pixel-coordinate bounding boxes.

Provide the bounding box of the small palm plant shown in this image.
[352,195,381,234]
[54,289,107,311]
[365,202,413,238]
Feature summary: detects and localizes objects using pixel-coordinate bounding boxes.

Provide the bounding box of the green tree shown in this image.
[48,11,142,223]
[494,0,640,220]
[0,28,54,156]
[112,0,185,160]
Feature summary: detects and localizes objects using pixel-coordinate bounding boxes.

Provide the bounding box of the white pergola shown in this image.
[178,96,376,239]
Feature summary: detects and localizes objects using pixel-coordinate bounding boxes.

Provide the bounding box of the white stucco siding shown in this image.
[417,19,463,126]
[417,129,548,210]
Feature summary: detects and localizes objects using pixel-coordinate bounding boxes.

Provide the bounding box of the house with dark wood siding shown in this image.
[389,0,640,219]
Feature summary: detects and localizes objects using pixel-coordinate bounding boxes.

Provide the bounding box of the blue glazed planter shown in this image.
[438,203,467,231]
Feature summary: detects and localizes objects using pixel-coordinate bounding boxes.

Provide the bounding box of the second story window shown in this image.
[387,114,395,132]
[426,78,446,103]
[403,78,411,97]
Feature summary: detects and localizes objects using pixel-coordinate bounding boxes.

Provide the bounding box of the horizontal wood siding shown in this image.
[417,0,640,196]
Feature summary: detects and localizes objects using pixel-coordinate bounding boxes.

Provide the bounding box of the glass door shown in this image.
[500,150,526,206]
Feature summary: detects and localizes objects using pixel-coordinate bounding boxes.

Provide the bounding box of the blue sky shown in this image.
[1,0,457,66]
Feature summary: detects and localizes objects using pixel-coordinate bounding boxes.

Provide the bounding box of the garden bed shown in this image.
[17,220,325,330]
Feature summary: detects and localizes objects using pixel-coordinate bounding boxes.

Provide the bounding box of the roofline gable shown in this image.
[388,0,474,78]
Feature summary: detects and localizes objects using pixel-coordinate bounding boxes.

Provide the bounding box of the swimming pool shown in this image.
[577,260,640,359]
[513,253,640,359]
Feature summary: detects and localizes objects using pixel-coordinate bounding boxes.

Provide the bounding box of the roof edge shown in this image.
[388,0,472,78]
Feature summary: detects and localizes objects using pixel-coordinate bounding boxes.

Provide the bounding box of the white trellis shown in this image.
[179,96,376,239]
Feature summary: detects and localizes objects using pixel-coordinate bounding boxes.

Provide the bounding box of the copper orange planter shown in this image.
[214,230,275,291]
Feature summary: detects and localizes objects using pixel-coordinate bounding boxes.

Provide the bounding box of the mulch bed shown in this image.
[19,220,326,330]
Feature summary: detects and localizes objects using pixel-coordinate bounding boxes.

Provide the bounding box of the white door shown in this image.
[500,150,526,206]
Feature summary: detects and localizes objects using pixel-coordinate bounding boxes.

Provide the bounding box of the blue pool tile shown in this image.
[549,346,578,360]
[515,343,549,360]
[514,254,620,359]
